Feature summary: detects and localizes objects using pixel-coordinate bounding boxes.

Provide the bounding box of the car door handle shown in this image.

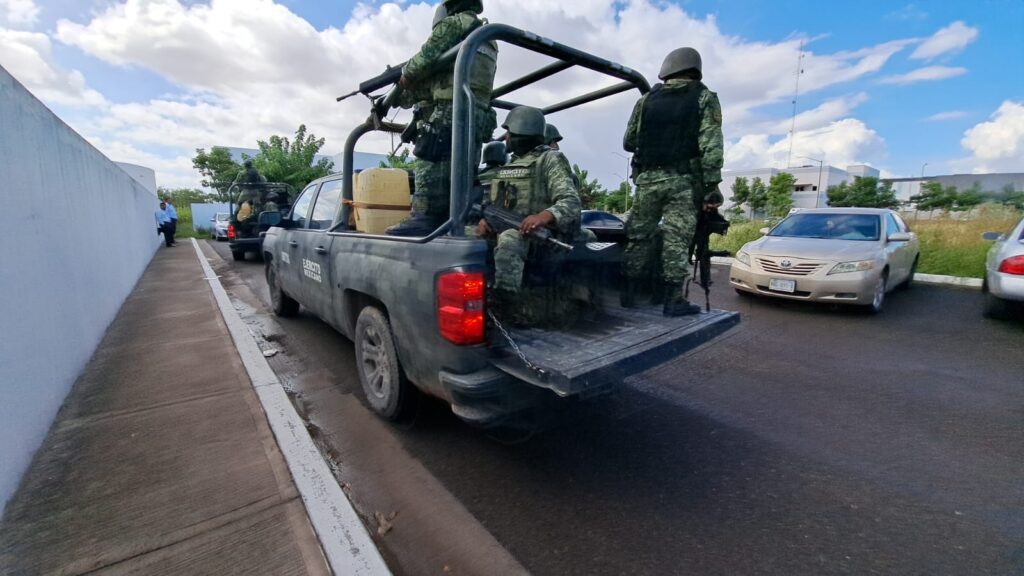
[314,246,328,255]
[288,241,299,248]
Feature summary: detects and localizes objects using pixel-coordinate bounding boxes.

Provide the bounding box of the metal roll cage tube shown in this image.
[329,23,650,241]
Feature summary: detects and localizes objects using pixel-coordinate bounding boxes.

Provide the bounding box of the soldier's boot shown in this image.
[662,283,701,317]
[386,213,439,237]
[619,278,638,308]
[650,281,665,306]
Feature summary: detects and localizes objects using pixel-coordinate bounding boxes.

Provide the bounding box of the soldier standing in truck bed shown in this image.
[621,47,724,316]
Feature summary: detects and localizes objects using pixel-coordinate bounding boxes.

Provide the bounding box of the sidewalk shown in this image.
[0,245,330,575]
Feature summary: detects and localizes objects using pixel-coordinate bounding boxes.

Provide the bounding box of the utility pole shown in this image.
[798,155,824,208]
[785,41,805,169]
[611,152,632,213]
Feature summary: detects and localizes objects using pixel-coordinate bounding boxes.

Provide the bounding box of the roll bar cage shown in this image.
[333,23,650,240]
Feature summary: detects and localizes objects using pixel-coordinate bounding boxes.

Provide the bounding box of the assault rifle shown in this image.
[469,203,574,251]
[687,207,731,311]
[336,62,406,103]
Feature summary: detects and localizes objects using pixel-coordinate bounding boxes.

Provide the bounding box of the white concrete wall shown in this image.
[115,161,158,195]
[0,66,161,513]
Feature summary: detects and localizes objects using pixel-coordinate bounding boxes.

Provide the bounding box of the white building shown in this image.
[721,164,880,211]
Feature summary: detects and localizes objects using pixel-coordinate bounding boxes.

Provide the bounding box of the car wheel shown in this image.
[863,271,887,314]
[355,306,416,421]
[231,250,245,262]
[266,262,299,317]
[900,257,918,290]
[982,281,1011,319]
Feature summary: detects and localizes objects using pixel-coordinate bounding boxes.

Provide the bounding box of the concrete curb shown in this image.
[190,239,391,576]
[709,257,983,290]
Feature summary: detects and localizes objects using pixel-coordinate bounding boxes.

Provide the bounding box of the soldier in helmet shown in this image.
[386,0,499,236]
[621,47,724,316]
[544,122,580,189]
[476,107,580,323]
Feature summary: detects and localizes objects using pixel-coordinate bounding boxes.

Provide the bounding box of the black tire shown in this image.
[266,263,299,317]
[231,250,245,262]
[982,282,1011,319]
[734,288,755,298]
[862,271,888,314]
[355,307,416,421]
[900,257,918,290]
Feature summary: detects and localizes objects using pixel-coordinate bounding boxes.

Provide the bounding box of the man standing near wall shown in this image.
[162,196,178,246]
[155,201,174,247]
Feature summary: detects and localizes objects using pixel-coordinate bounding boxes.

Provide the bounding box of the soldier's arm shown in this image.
[403,17,462,82]
[541,152,582,232]
[698,90,724,186]
[622,97,645,153]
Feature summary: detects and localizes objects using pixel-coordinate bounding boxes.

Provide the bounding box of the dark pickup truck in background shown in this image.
[228,182,292,261]
[261,24,739,430]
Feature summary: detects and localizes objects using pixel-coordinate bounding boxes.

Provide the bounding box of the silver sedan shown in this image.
[729,208,920,313]
[982,215,1024,319]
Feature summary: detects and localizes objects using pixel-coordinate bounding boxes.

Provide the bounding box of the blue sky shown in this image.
[1,0,1021,188]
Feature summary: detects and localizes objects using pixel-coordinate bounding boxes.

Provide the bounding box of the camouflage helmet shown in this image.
[501,106,546,137]
[544,123,563,145]
[243,159,254,168]
[432,4,448,28]
[443,0,483,14]
[658,47,702,80]
[482,140,508,166]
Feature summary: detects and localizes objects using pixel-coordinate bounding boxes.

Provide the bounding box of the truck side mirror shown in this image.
[258,211,284,228]
[981,231,1001,241]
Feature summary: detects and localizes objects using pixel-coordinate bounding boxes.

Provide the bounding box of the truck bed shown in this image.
[488,302,739,397]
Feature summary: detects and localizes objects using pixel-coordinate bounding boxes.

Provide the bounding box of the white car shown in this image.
[982,215,1024,319]
[211,212,230,241]
[729,208,920,313]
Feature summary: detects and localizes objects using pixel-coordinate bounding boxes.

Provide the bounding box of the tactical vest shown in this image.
[634,81,705,171]
[490,147,549,218]
[432,14,498,104]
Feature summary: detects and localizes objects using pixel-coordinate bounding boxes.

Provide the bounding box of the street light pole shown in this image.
[611,152,631,213]
[920,162,928,178]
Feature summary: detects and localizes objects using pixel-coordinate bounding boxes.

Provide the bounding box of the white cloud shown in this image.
[925,110,967,122]
[885,4,928,22]
[0,0,39,28]
[910,21,979,60]
[39,0,920,188]
[726,118,886,171]
[954,101,1024,173]
[0,29,107,107]
[879,65,966,85]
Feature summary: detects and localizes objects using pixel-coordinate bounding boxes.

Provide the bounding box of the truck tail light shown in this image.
[998,255,1024,275]
[437,271,485,345]
[227,224,236,240]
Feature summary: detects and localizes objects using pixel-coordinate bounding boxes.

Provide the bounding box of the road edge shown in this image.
[709,257,983,289]
[190,239,391,576]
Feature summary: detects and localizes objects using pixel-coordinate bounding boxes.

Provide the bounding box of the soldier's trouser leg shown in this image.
[624,182,666,281]
[494,229,528,294]
[659,177,698,284]
[412,158,452,224]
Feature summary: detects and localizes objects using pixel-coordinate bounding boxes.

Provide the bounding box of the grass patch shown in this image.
[709,206,1022,279]
[171,204,212,240]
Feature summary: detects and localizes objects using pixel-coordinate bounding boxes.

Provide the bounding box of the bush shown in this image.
[911,206,1020,278]
[710,220,768,255]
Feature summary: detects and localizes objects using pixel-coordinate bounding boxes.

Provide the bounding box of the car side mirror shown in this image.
[759,227,770,235]
[888,232,911,242]
[258,211,288,228]
[981,231,1002,241]
[210,217,216,222]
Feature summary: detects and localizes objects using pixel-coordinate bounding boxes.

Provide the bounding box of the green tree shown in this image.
[766,172,796,218]
[730,176,750,206]
[953,183,984,212]
[911,182,958,212]
[994,184,1024,210]
[572,164,608,209]
[603,181,631,213]
[379,147,417,170]
[253,124,334,191]
[826,176,899,208]
[192,146,242,202]
[158,187,214,205]
[748,176,768,216]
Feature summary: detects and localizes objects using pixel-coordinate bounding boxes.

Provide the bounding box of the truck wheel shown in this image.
[231,250,245,262]
[266,263,299,317]
[355,307,416,421]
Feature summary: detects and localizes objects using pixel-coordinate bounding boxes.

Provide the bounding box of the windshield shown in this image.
[769,213,881,241]
[215,213,230,222]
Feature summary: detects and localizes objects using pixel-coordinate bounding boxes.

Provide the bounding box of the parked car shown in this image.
[981,215,1024,319]
[211,212,230,241]
[581,209,625,242]
[729,208,920,313]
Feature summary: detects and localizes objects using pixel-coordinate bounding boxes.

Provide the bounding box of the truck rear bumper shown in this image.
[439,367,558,427]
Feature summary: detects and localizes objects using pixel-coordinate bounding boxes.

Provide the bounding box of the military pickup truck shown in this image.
[261,24,738,429]
[228,182,292,261]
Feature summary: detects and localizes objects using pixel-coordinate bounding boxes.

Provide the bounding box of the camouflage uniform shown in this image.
[623,78,723,284]
[399,8,498,225]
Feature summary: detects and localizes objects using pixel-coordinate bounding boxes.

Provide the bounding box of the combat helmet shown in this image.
[501,106,546,137]
[544,123,563,145]
[658,47,702,80]
[482,140,508,167]
[443,0,483,14]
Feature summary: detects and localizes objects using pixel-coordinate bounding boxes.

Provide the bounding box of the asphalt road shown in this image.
[208,239,1024,575]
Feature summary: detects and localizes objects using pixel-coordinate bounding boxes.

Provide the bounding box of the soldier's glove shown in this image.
[704,184,724,206]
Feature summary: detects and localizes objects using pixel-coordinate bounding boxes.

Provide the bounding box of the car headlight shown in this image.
[827,260,874,275]
[736,250,751,266]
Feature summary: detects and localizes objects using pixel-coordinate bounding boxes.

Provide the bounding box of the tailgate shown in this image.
[487,306,739,396]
